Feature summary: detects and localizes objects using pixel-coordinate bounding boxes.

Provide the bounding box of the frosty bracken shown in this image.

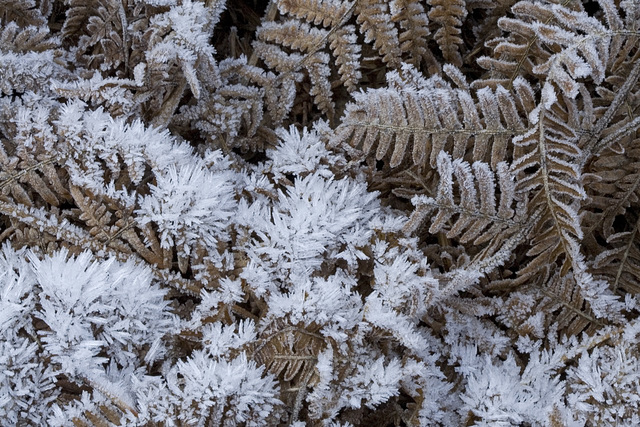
[1,0,640,425]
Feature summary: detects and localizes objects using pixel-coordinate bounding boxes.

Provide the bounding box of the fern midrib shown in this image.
[537,105,577,271]
[345,121,525,137]
[613,217,640,293]
[419,198,520,228]
[0,155,59,191]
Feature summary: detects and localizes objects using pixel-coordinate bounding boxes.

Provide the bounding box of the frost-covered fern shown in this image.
[3,0,640,426]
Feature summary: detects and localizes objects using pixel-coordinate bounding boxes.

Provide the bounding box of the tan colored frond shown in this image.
[355,0,402,67]
[391,0,432,68]
[61,0,133,73]
[328,25,361,92]
[278,0,354,28]
[405,151,524,245]
[511,86,586,282]
[254,324,325,387]
[538,273,602,336]
[0,22,57,52]
[593,224,640,295]
[336,82,526,168]
[256,20,328,53]
[0,0,47,27]
[427,0,467,67]
[304,52,335,121]
[473,0,636,100]
[584,143,640,240]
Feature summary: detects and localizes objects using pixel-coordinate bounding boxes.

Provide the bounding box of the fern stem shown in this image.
[591,115,640,157]
[581,58,640,161]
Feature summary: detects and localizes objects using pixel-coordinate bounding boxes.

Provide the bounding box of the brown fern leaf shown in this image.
[254,323,324,387]
[256,19,328,53]
[473,0,573,90]
[0,0,47,27]
[0,22,57,52]
[335,75,526,169]
[67,376,140,427]
[592,223,640,295]
[510,81,586,283]
[61,0,145,75]
[499,274,602,342]
[252,0,358,124]
[278,0,354,28]
[473,0,632,98]
[537,273,602,337]
[427,0,467,67]
[391,0,432,67]
[255,20,336,119]
[584,142,640,240]
[403,151,524,246]
[355,0,401,67]
[328,25,361,92]
[583,139,640,297]
[0,113,70,209]
[305,52,335,120]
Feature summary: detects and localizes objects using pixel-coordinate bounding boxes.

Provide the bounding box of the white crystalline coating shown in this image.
[136,161,236,252]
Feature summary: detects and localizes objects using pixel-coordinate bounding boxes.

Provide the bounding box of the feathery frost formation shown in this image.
[2,0,640,425]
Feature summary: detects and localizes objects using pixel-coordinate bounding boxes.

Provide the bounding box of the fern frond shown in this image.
[328,25,361,92]
[278,0,354,28]
[305,52,335,120]
[254,324,324,387]
[537,273,603,336]
[475,0,579,90]
[511,82,586,282]
[593,223,640,295]
[256,20,328,53]
[0,22,57,52]
[355,0,402,67]
[584,141,640,239]
[475,0,639,98]
[404,151,523,246]
[391,0,432,67]
[335,77,526,168]
[427,0,467,67]
[61,0,131,73]
[0,0,47,27]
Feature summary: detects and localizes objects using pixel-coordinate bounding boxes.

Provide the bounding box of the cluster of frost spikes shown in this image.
[0,243,175,425]
[232,125,454,423]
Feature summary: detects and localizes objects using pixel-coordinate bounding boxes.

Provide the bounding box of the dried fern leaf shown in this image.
[304,52,335,120]
[336,81,526,168]
[537,273,602,336]
[593,224,640,295]
[328,25,361,92]
[254,324,324,388]
[405,151,523,245]
[391,0,431,67]
[474,0,638,100]
[0,22,57,52]
[0,0,47,27]
[584,142,640,239]
[427,0,467,67]
[355,0,401,67]
[511,83,586,281]
[277,0,355,28]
